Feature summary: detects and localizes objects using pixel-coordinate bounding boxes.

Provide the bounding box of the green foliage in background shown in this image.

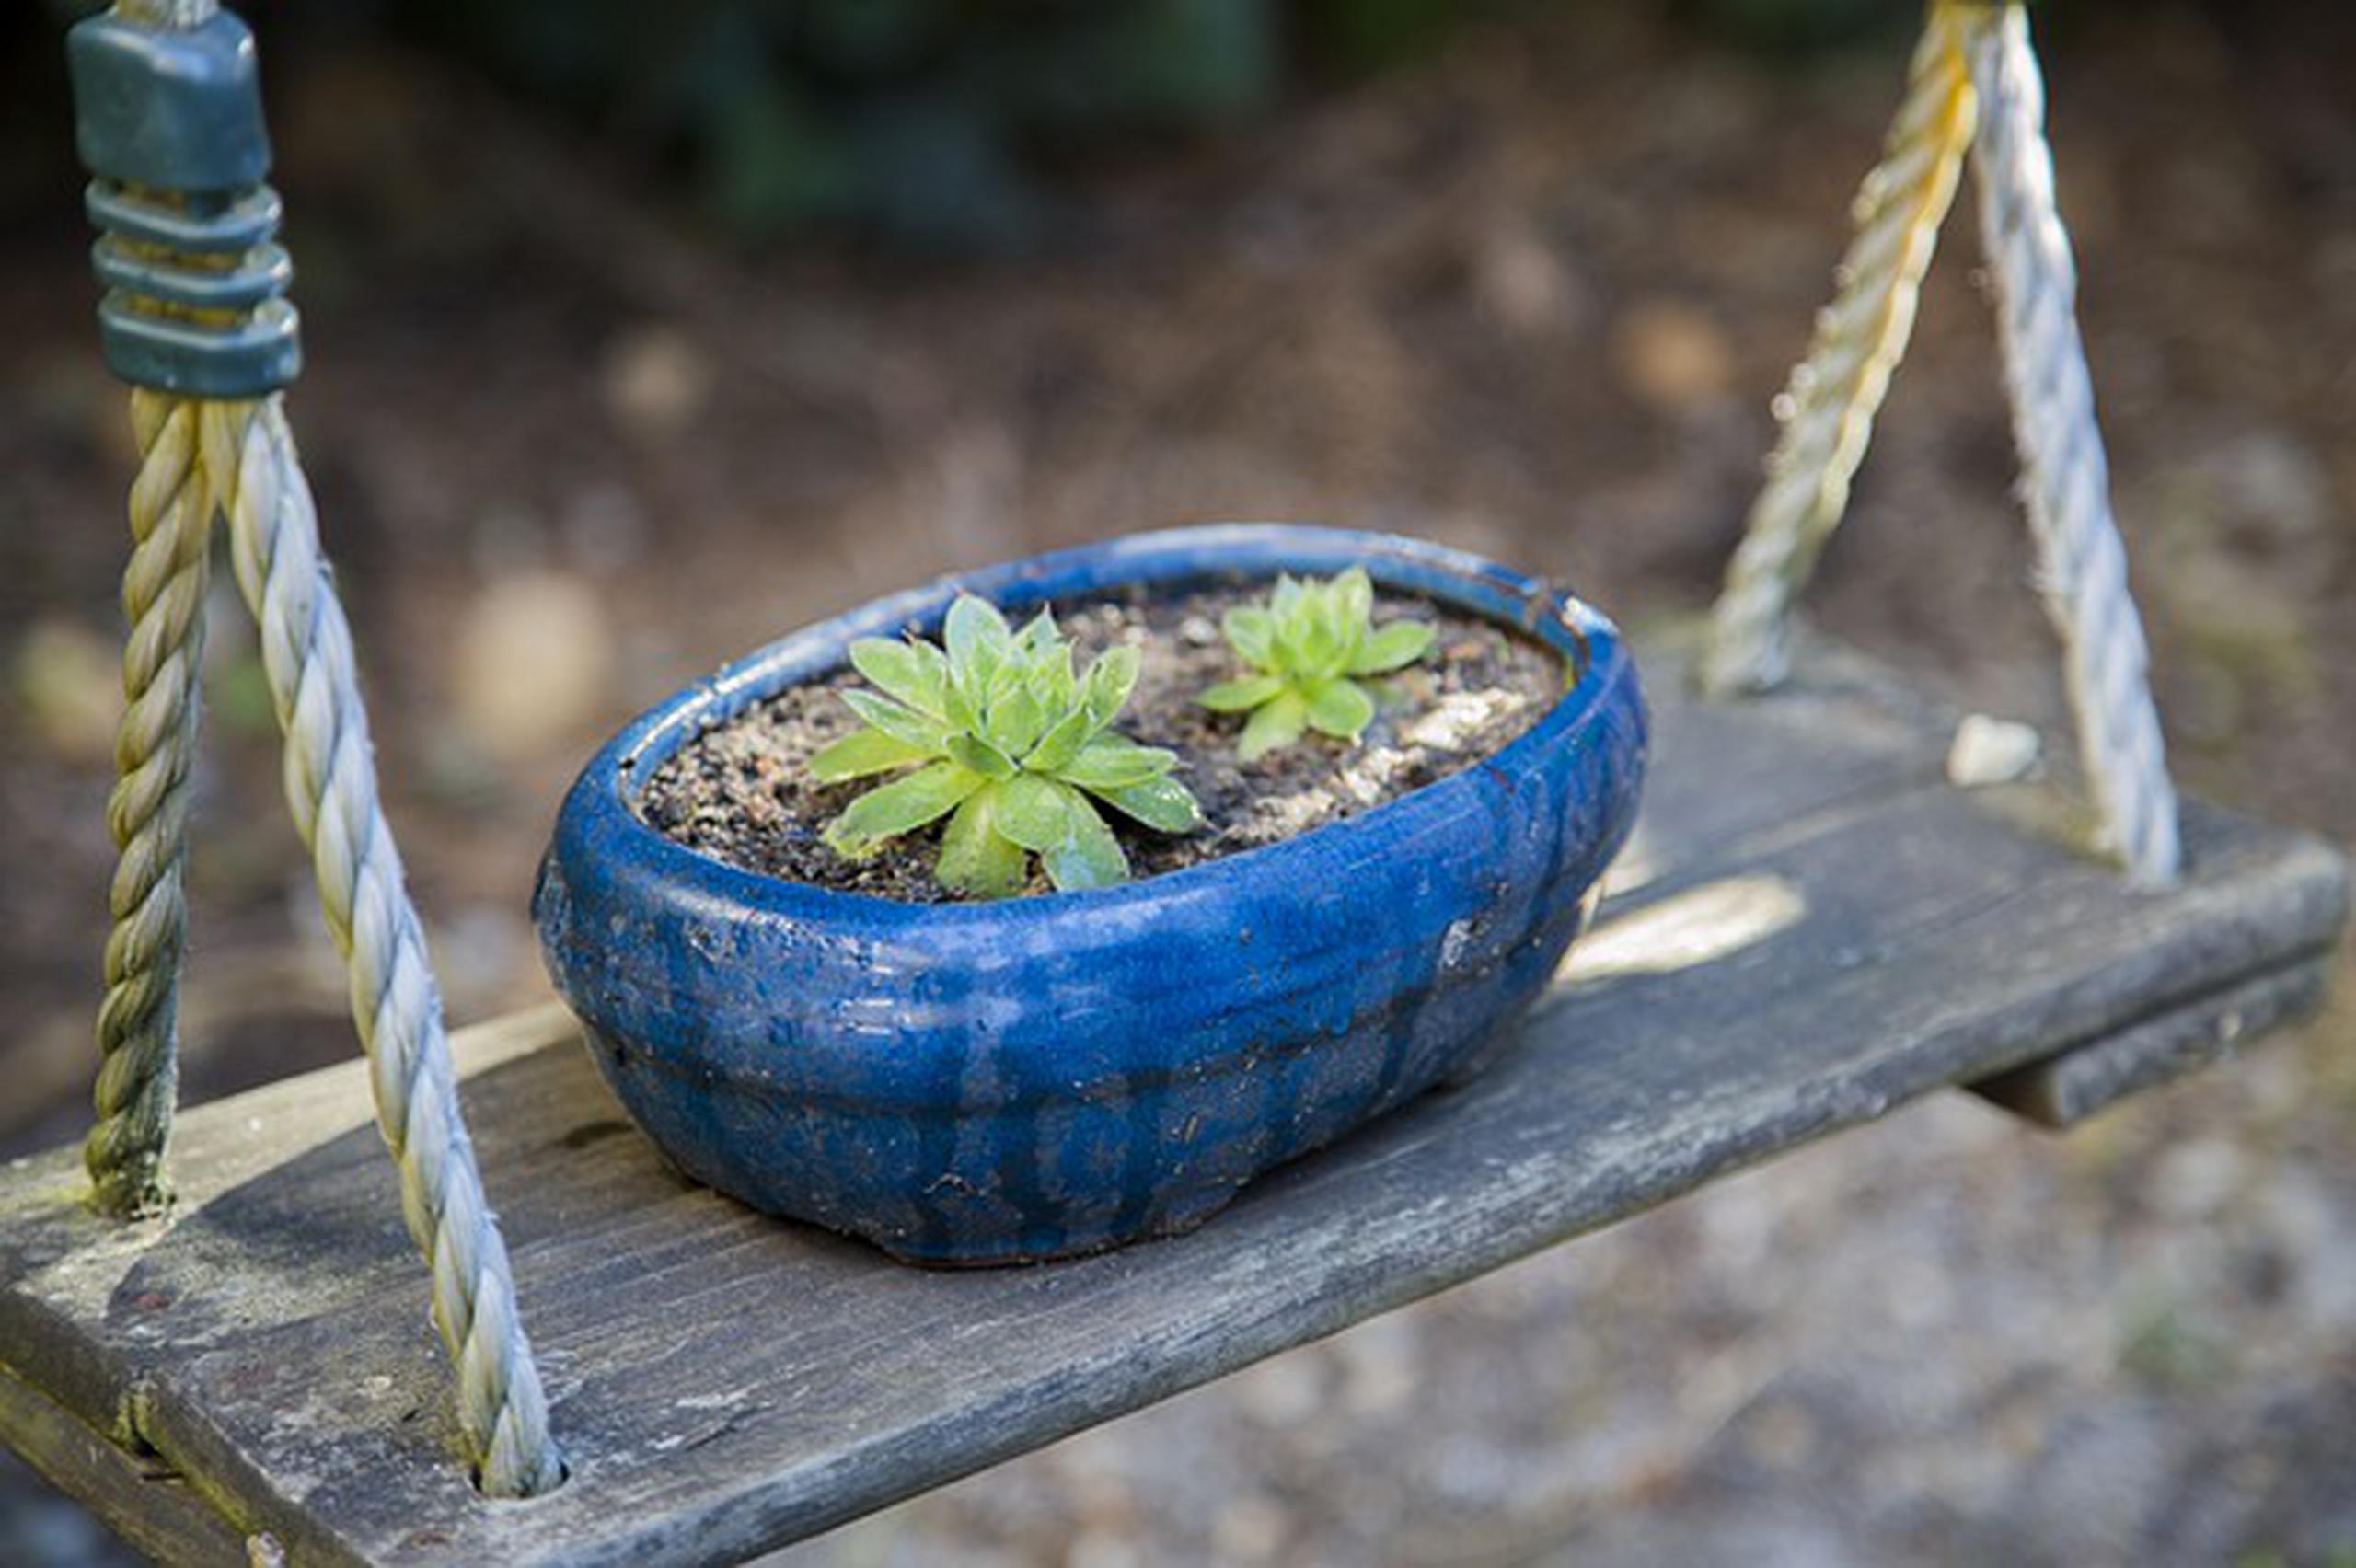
[817,594,1200,896]
[402,0,1288,248]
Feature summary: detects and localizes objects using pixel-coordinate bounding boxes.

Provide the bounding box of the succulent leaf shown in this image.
[995,773,1074,851]
[1334,567,1374,628]
[838,688,948,754]
[1238,688,1309,762]
[1015,605,1060,655]
[823,762,985,858]
[1197,673,1285,713]
[1348,620,1434,675]
[1083,643,1141,727]
[849,638,949,717]
[811,727,932,782]
[985,682,1048,758]
[938,789,1026,899]
[1041,792,1129,891]
[1222,605,1277,666]
[947,732,1018,780]
[1022,705,1095,774]
[944,594,1012,667]
[1302,675,1376,741]
[1059,735,1177,789]
[1086,773,1202,833]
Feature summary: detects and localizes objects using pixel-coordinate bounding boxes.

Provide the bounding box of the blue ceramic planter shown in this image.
[533,525,1646,1265]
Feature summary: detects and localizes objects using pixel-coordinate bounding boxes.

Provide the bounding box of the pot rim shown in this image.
[567,523,1632,927]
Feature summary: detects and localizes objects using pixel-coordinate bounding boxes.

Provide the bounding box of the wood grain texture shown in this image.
[1969,958,2332,1126]
[1,643,2345,1566]
[0,1360,260,1566]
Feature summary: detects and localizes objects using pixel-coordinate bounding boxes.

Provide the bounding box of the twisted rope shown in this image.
[199,398,564,1495]
[117,0,217,25]
[1699,6,1979,696]
[84,391,211,1216]
[1965,6,2180,883]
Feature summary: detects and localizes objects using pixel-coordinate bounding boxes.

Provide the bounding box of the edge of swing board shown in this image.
[1,641,2347,1568]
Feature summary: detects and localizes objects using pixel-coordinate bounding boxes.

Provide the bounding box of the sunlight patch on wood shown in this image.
[1559,874,1807,986]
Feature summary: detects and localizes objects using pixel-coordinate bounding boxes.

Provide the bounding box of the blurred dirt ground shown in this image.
[4,6,2353,1564]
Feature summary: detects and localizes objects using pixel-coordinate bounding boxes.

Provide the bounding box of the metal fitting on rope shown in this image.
[66,7,301,397]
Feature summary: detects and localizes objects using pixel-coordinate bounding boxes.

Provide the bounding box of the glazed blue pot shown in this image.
[533,525,1646,1265]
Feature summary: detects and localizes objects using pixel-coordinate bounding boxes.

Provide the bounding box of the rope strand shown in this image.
[1699,6,1979,696]
[85,391,211,1216]
[201,398,564,1495]
[114,0,219,26]
[1965,6,2180,882]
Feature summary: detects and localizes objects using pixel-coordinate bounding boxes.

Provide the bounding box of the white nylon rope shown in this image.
[1963,5,2180,882]
[199,398,565,1494]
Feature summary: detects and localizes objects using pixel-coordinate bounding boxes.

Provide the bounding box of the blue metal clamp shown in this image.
[66,8,301,397]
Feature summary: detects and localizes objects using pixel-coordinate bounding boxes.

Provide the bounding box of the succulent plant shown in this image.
[814,594,1201,897]
[1198,568,1435,761]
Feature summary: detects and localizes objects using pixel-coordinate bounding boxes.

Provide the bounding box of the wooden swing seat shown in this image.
[3,636,2345,1566]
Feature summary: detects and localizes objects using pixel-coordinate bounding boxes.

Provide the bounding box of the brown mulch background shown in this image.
[4,6,2353,1564]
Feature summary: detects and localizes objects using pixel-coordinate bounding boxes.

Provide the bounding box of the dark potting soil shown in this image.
[636,583,1566,902]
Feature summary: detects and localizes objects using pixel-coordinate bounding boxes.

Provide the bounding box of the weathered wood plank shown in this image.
[0,645,2344,1567]
[1969,956,2333,1126]
[0,1360,257,1566]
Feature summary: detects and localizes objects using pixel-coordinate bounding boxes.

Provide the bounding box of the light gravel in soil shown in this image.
[637,585,1562,900]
